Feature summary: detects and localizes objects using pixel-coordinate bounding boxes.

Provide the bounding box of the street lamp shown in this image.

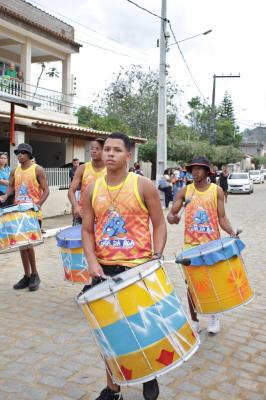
[168,29,212,46]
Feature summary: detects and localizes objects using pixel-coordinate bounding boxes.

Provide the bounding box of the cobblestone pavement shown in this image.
[0,185,265,400]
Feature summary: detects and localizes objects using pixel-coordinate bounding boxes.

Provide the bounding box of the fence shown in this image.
[45,168,70,188]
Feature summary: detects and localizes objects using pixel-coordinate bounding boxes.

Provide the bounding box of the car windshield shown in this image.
[249,171,260,175]
[229,173,249,179]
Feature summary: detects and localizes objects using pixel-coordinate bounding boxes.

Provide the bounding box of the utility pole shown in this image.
[209,73,240,145]
[156,0,169,183]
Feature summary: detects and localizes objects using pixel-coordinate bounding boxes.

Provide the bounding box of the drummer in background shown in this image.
[0,143,49,291]
[82,132,166,400]
[167,156,235,335]
[68,139,106,225]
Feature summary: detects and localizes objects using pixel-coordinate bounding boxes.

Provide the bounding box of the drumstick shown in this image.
[175,258,191,266]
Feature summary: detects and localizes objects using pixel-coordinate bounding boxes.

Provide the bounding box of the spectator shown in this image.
[4,63,17,79]
[158,170,172,209]
[134,161,144,176]
[69,158,80,182]
[219,165,229,203]
[172,166,185,202]
[0,151,11,200]
[209,165,218,184]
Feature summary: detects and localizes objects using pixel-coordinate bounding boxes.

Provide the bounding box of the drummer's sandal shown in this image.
[95,386,123,400]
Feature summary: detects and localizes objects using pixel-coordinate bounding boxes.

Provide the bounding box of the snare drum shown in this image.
[0,203,43,253]
[177,237,254,314]
[78,260,199,386]
[56,225,90,284]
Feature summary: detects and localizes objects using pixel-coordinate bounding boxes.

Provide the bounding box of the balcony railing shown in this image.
[0,76,73,114]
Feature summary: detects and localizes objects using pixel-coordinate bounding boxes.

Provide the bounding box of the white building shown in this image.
[0,0,146,217]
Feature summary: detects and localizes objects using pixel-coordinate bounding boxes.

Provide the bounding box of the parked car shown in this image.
[260,169,266,179]
[249,170,265,184]
[228,173,254,194]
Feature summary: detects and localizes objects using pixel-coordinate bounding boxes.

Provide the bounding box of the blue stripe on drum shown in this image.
[94,291,187,357]
[61,252,87,270]
[0,217,39,238]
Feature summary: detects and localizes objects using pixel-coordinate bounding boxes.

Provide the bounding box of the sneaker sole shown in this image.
[29,286,40,291]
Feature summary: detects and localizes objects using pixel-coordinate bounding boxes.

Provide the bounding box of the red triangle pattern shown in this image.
[156,349,174,366]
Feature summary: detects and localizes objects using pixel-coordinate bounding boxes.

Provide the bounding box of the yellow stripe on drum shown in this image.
[61,247,83,255]
[106,321,198,383]
[82,266,174,328]
[183,255,253,313]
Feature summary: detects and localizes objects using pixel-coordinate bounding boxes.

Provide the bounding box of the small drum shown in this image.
[56,225,90,284]
[78,260,200,386]
[0,203,43,253]
[177,237,254,314]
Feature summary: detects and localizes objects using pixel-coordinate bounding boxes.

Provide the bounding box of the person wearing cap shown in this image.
[167,156,236,334]
[0,143,49,291]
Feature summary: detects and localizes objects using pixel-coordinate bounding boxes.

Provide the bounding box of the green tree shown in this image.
[95,65,180,138]
[76,106,129,132]
[216,92,242,146]
[185,96,211,139]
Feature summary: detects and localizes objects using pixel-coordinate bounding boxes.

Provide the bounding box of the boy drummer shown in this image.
[0,143,49,291]
[167,156,235,334]
[82,132,166,400]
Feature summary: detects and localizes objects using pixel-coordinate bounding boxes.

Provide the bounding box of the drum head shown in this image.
[0,202,36,216]
[179,237,245,266]
[78,259,162,304]
[56,225,82,248]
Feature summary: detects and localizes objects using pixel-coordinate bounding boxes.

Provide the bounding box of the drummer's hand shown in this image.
[0,194,7,203]
[88,262,104,278]
[73,204,82,218]
[167,213,180,224]
[229,231,237,238]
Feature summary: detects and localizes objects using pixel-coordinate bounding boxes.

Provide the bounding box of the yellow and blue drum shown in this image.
[177,237,254,314]
[78,260,200,385]
[0,203,43,253]
[56,225,90,284]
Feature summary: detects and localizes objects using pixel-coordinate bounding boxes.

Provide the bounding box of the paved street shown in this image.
[0,185,265,400]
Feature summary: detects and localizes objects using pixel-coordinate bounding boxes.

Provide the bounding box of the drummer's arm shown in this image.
[217,186,235,236]
[68,164,84,217]
[0,170,15,201]
[82,185,103,277]
[36,166,49,207]
[167,187,186,224]
[139,177,167,255]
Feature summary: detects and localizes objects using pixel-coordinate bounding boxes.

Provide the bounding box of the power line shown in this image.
[77,38,147,62]
[29,0,147,55]
[168,22,207,102]
[125,0,168,21]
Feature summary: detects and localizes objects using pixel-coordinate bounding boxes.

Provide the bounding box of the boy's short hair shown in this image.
[107,132,132,151]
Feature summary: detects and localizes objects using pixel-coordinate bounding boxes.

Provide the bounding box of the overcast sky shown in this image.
[31,0,266,131]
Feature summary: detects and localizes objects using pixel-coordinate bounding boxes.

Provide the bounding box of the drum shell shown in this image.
[56,225,90,284]
[80,261,200,385]
[183,255,254,314]
[0,205,43,253]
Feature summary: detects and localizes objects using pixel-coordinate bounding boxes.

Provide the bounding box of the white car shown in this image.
[249,170,265,184]
[228,173,254,194]
[260,169,266,180]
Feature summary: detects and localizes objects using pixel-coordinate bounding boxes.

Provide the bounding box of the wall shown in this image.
[42,187,71,218]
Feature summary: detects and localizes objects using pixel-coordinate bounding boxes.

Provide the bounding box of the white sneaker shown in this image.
[207,314,220,334]
[191,320,201,333]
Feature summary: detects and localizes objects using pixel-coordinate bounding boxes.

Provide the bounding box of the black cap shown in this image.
[14,143,33,158]
[186,156,214,174]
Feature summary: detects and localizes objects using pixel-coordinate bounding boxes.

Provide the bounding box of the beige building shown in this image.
[0,0,146,217]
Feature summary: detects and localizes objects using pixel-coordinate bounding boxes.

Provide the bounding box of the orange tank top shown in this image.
[80,161,106,207]
[92,172,152,267]
[184,182,220,246]
[14,164,42,205]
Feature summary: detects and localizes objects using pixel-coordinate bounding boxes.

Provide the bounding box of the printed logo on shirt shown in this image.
[190,207,214,234]
[99,210,135,249]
